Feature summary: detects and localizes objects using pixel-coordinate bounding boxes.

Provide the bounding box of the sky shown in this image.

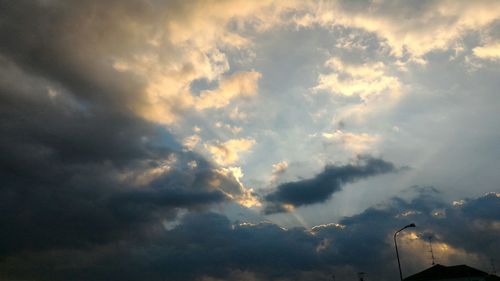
[0,1,499,280]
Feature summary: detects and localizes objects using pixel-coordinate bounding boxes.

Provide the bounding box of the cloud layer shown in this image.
[264,156,399,213]
[0,0,252,259]
[1,189,498,281]
[1,1,500,280]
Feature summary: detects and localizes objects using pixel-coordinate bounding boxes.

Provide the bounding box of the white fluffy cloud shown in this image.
[295,0,500,58]
[314,56,403,126]
[315,57,400,101]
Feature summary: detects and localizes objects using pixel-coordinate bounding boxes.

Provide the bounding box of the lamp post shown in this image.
[394,223,416,281]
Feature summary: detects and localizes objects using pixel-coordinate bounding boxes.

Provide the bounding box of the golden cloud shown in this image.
[270,160,289,184]
[322,130,380,153]
[315,58,400,102]
[214,167,261,208]
[205,138,256,166]
[296,1,500,58]
[105,1,279,125]
[183,134,201,150]
[195,71,262,110]
[473,43,500,60]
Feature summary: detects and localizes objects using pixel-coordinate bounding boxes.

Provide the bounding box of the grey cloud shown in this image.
[0,62,231,256]
[1,1,499,281]
[0,75,229,254]
[0,1,144,107]
[0,0,236,259]
[1,188,498,281]
[264,156,400,213]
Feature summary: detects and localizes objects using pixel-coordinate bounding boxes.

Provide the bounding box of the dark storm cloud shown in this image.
[0,0,151,107]
[0,0,232,259]
[2,188,498,281]
[312,189,500,278]
[264,156,399,213]
[0,65,229,254]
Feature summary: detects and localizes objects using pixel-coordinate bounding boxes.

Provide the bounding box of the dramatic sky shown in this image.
[1,1,499,280]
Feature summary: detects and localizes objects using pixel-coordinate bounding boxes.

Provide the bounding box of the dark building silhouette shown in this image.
[404,264,500,281]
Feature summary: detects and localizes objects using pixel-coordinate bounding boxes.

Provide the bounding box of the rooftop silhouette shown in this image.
[405,264,500,281]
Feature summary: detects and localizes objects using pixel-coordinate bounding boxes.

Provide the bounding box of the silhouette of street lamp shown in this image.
[394,223,416,281]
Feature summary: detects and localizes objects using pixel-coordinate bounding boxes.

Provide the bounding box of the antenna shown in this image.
[427,236,436,265]
[491,258,497,275]
[331,274,335,281]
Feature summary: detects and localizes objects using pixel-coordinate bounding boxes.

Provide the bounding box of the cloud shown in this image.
[215,122,243,135]
[272,161,289,174]
[99,0,274,125]
[311,189,500,279]
[0,0,262,260]
[183,134,202,150]
[210,167,261,208]
[315,57,400,102]
[0,0,270,265]
[0,0,276,127]
[0,70,231,253]
[296,1,500,58]
[264,156,398,213]
[473,43,500,60]
[313,56,403,126]
[1,1,499,280]
[195,71,262,110]
[108,188,226,217]
[322,130,380,153]
[205,138,256,166]
[270,160,289,184]
[2,189,498,281]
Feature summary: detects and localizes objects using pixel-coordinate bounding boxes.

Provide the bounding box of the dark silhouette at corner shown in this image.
[404,264,500,281]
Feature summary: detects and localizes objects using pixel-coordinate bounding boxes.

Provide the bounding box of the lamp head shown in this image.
[395,223,417,234]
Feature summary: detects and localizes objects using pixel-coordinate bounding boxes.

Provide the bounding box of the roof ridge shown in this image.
[405,264,490,281]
